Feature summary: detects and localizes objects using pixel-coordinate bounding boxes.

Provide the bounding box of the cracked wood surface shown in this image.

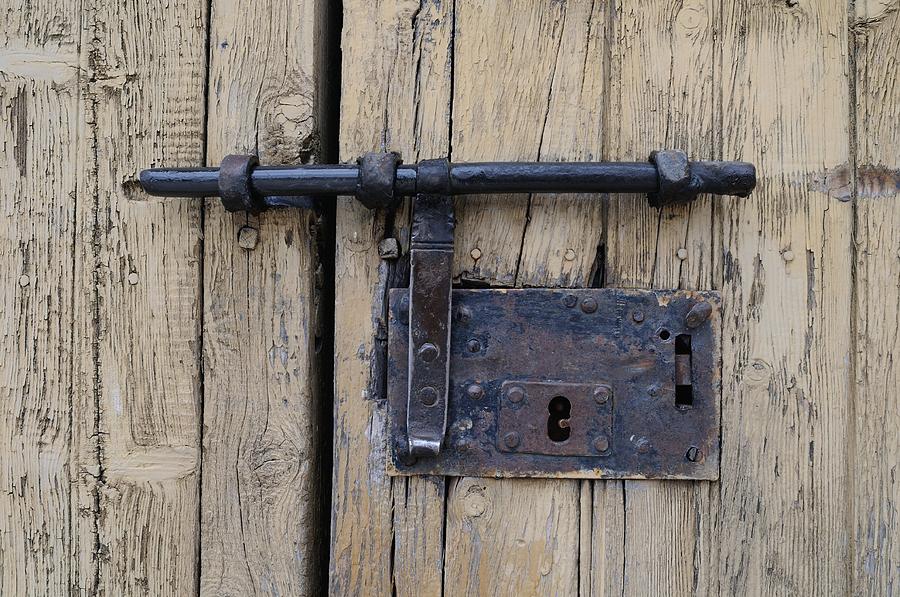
[1,0,80,593]
[330,0,453,594]
[200,0,330,595]
[332,0,898,595]
[716,2,853,593]
[76,0,207,594]
[603,1,717,594]
[2,0,330,594]
[853,0,900,593]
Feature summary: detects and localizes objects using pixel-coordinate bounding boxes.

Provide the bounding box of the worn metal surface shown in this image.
[139,151,756,210]
[387,288,721,479]
[405,194,455,456]
[218,154,265,214]
[356,151,401,209]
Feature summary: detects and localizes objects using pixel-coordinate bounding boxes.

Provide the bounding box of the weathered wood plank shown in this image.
[852,1,900,593]
[0,2,79,593]
[200,0,332,594]
[442,1,603,594]
[716,1,852,594]
[330,1,453,594]
[73,0,207,593]
[602,1,717,594]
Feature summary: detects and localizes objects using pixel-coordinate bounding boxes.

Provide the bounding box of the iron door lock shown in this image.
[140,150,755,479]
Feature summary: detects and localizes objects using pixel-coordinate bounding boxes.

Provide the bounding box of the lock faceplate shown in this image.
[387,288,721,479]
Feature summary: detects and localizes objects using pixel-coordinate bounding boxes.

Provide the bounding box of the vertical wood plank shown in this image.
[0,1,79,593]
[442,1,603,594]
[74,0,208,594]
[200,1,332,594]
[852,1,900,593]
[331,1,453,594]
[602,1,717,594]
[716,1,852,594]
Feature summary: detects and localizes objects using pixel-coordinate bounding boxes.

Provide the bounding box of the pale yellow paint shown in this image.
[199,0,331,595]
[331,0,899,596]
[1,0,330,594]
[853,1,900,593]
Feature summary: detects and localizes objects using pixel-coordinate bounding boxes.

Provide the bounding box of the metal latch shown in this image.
[387,288,720,478]
[140,150,754,479]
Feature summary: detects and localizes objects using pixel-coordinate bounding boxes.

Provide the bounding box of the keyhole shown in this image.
[547,396,572,442]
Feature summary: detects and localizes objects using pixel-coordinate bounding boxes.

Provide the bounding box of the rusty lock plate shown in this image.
[386,288,721,479]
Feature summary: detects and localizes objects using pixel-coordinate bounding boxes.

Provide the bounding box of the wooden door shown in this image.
[331,1,899,595]
[1,0,333,594]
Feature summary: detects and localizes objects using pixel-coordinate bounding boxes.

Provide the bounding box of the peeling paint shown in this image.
[810,163,900,201]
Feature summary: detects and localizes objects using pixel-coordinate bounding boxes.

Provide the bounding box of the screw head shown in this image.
[592,435,610,453]
[581,297,598,314]
[378,237,400,259]
[470,247,483,260]
[564,248,577,262]
[782,249,795,262]
[593,384,612,404]
[676,248,688,260]
[685,301,713,328]
[467,384,484,400]
[466,339,482,353]
[632,310,645,323]
[563,294,578,308]
[506,386,526,403]
[238,225,259,250]
[503,432,520,449]
[419,386,438,407]
[686,446,703,462]
[418,342,439,362]
[635,438,652,454]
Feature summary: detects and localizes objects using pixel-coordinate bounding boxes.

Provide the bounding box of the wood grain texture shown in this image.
[441,1,604,594]
[853,1,900,593]
[603,1,717,594]
[0,1,79,593]
[716,1,852,594]
[330,0,453,595]
[73,0,207,594]
[200,0,331,594]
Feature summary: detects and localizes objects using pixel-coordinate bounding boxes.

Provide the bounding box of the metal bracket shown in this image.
[406,193,454,456]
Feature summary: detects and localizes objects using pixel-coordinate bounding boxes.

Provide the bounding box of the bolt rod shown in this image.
[139,160,755,204]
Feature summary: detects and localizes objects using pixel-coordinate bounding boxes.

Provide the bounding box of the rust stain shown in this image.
[810,163,900,201]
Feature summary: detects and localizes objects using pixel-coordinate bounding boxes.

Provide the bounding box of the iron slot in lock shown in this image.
[139,149,747,479]
[675,335,693,408]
